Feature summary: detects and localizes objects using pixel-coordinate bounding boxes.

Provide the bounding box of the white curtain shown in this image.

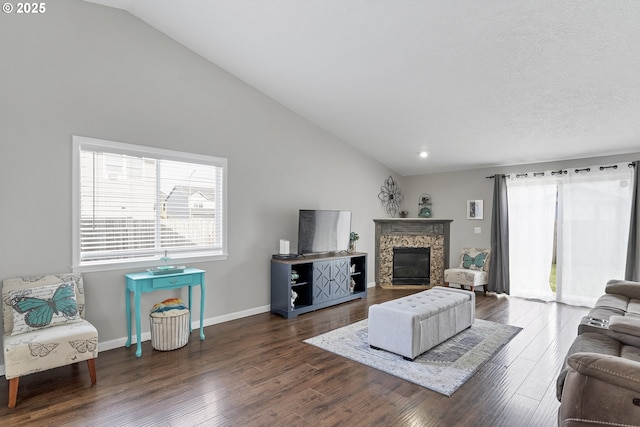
[507,174,557,302]
[556,166,634,306]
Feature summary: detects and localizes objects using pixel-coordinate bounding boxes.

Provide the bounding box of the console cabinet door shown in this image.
[313,259,350,303]
[313,261,333,303]
[331,258,350,298]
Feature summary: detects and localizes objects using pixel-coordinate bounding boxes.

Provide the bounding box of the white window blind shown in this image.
[73,136,227,271]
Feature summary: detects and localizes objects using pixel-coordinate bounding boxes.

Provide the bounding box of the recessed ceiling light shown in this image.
[419,151,428,158]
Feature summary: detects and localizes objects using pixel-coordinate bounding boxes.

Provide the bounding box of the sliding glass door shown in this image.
[507,164,633,307]
[556,168,633,306]
[507,177,556,301]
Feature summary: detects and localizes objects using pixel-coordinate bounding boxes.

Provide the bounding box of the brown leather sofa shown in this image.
[556,280,640,426]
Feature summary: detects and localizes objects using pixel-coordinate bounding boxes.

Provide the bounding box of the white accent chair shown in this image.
[444,248,491,293]
[2,273,98,408]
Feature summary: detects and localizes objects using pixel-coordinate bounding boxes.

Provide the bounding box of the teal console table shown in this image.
[124,268,206,357]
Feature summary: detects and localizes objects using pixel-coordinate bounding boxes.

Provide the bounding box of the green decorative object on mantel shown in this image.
[418,193,432,218]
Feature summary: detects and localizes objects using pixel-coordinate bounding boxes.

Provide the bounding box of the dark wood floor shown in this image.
[0,287,589,427]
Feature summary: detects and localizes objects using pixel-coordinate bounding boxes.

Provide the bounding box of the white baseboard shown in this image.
[1,304,272,377]
[367,281,376,288]
[97,304,271,352]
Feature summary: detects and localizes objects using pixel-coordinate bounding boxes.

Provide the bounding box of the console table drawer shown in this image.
[152,275,194,289]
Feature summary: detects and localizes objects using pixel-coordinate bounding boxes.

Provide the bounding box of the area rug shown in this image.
[304,318,521,396]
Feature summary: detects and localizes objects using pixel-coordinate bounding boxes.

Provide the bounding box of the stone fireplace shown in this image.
[374,218,452,288]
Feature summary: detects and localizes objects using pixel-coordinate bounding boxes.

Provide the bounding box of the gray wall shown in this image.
[0,0,397,363]
[403,153,640,266]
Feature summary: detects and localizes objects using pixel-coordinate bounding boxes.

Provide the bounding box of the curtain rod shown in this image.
[486,162,636,179]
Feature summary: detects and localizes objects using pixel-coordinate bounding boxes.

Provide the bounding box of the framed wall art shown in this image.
[467,200,483,219]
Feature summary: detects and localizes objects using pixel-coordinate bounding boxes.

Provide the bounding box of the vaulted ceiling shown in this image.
[87,0,640,175]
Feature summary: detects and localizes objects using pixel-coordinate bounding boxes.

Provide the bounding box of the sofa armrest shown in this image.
[609,315,640,338]
[568,352,640,393]
[605,279,640,299]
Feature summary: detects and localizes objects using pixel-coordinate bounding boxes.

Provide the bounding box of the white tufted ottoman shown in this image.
[368,287,475,360]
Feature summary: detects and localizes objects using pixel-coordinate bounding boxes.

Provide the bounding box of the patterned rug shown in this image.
[304,318,521,396]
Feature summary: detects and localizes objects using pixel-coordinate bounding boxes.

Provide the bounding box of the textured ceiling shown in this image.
[86,0,640,175]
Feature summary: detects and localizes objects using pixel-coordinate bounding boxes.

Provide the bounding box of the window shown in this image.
[72,136,227,271]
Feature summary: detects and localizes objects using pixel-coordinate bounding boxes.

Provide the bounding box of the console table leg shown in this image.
[135,290,142,357]
[200,281,205,340]
[125,288,132,348]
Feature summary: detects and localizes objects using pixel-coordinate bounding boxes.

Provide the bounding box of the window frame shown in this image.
[72,135,228,273]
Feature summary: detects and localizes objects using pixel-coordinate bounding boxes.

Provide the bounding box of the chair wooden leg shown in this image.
[8,377,19,408]
[86,359,97,384]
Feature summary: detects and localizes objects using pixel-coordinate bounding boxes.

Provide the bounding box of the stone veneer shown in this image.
[374,219,453,288]
[379,234,445,286]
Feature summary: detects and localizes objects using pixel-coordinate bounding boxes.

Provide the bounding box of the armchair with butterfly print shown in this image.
[443,248,491,293]
[2,273,98,408]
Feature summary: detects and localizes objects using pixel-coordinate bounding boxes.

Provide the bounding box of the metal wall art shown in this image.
[378,176,404,217]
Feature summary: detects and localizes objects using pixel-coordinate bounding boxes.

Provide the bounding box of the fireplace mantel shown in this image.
[374,218,453,289]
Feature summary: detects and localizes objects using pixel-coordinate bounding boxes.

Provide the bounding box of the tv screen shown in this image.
[298,210,351,255]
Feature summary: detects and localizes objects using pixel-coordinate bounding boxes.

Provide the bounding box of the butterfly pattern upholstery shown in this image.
[444,248,491,293]
[2,273,98,408]
[461,252,488,270]
[9,282,82,335]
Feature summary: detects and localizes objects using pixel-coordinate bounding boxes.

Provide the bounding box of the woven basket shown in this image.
[149,311,190,351]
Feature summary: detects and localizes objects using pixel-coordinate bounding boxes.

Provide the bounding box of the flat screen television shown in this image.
[297,209,351,255]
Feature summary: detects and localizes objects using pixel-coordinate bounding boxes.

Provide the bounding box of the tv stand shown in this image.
[271,252,367,319]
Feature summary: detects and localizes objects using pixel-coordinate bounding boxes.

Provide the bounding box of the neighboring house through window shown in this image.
[72,136,227,271]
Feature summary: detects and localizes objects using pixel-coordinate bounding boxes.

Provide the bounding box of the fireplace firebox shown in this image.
[392,247,430,285]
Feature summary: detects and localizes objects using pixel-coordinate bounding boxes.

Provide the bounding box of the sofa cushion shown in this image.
[586,306,625,321]
[9,282,81,336]
[609,316,640,338]
[593,294,630,312]
[627,300,640,317]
